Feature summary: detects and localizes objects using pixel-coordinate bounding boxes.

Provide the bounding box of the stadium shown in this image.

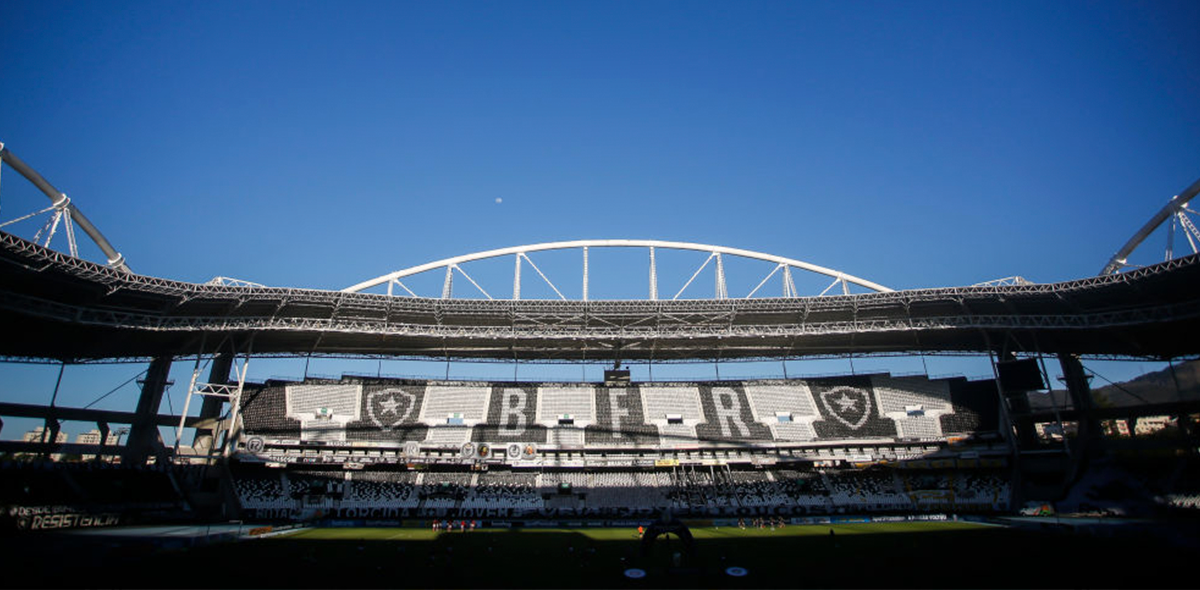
[1,135,1198,588]
[5,5,1200,588]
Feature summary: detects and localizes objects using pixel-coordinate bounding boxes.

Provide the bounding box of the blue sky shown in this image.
[0,1,1197,440]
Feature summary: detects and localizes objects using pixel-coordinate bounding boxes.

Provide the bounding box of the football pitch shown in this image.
[9,520,1194,588]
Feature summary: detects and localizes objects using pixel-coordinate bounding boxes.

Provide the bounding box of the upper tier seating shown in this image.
[240,374,1000,451]
[641,386,704,445]
[744,383,820,441]
[538,386,594,447]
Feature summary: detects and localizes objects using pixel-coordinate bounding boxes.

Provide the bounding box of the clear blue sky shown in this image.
[0,1,1197,440]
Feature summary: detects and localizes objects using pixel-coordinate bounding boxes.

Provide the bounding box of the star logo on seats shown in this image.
[379,396,399,415]
[819,386,872,430]
[368,388,417,432]
[834,394,856,412]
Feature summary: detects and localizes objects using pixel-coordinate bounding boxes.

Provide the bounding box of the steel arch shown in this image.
[343,239,893,299]
[1102,176,1200,275]
[0,142,130,272]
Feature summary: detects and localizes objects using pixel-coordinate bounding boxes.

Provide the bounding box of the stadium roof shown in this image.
[2,230,1198,362]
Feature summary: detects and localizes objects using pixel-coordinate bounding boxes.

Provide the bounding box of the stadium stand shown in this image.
[695,385,775,443]
[0,461,193,533]
[941,378,1002,435]
[1161,459,1200,511]
[345,470,419,509]
[585,386,659,446]
[952,471,1011,510]
[775,468,834,509]
[809,376,898,440]
[640,385,704,445]
[222,373,1026,518]
[872,375,952,440]
[239,374,999,451]
[420,384,490,445]
[239,383,301,438]
[825,468,911,511]
[346,384,429,442]
[472,386,549,444]
[286,384,362,442]
[581,471,674,512]
[419,472,474,512]
[461,471,540,512]
[0,462,83,506]
[224,461,1015,519]
[744,382,820,441]
[537,386,594,447]
[232,468,290,510]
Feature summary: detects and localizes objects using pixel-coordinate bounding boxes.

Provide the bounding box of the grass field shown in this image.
[6,520,1194,588]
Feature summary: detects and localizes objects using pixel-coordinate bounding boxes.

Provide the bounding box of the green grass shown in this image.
[7,521,1193,588]
[288,520,987,543]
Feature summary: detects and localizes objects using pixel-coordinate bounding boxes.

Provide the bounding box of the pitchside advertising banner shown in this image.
[8,506,122,531]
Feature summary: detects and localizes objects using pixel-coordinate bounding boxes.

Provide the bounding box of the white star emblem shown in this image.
[367,389,416,432]
[379,395,399,415]
[819,386,872,430]
[835,394,856,411]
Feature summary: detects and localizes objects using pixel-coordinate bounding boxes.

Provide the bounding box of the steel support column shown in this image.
[1058,353,1099,446]
[96,421,110,463]
[122,355,172,465]
[191,353,234,455]
[1057,353,1101,489]
[41,417,61,460]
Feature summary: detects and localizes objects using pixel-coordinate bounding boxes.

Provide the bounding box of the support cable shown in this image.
[520,253,566,300]
[674,253,715,300]
[746,264,783,299]
[454,264,493,299]
[164,378,175,415]
[1083,365,1152,405]
[819,277,841,296]
[174,337,210,457]
[0,203,58,229]
[912,327,931,377]
[84,368,148,409]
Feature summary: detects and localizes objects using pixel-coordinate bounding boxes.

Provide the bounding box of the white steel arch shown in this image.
[1102,176,1200,275]
[343,239,893,300]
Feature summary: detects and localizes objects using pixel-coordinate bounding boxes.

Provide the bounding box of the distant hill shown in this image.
[1027,359,1200,410]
